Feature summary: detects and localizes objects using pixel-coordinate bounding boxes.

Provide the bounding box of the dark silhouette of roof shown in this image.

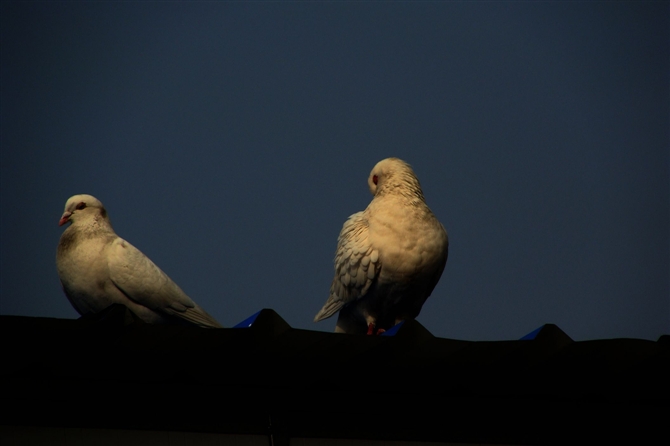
[1,305,668,445]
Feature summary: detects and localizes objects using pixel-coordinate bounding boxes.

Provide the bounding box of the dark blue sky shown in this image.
[1,2,668,341]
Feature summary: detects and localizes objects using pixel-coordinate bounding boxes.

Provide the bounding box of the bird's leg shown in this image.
[366,323,386,335]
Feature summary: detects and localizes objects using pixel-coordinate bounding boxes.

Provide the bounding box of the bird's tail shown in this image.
[313,297,344,322]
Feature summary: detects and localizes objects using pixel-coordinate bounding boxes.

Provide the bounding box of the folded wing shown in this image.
[314,212,380,322]
[108,237,222,328]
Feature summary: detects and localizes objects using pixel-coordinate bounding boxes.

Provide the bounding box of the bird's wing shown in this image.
[107,237,221,328]
[314,211,381,322]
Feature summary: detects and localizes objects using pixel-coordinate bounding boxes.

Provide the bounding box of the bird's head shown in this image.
[59,194,107,226]
[367,157,424,200]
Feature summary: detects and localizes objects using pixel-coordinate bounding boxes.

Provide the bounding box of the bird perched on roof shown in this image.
[56,194,222,328]
[314,158,449,335]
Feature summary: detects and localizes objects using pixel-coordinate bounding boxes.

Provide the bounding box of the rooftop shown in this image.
[2,305,668,445]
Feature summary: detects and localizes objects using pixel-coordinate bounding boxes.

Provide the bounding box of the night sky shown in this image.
[1,1,668,341]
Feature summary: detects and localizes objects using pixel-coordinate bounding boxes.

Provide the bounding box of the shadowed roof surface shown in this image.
[1,305,668,445]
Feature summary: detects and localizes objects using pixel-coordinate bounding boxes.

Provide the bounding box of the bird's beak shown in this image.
[59,212,72,226]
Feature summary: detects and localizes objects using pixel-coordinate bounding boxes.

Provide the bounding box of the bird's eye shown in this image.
[75,202,87,210]
[372,175,378,185]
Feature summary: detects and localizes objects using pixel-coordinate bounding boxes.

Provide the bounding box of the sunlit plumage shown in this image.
[314,158,448,334]
[56,194,221,328]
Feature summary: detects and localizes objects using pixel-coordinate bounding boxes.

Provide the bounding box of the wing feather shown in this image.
[314,212,380,322]
[108,238,221,328]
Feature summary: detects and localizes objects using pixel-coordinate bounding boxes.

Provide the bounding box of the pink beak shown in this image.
[59,212,71,226]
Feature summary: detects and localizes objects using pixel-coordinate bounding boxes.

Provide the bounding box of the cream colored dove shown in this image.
[56,194,222,328]
[314,158,448,334]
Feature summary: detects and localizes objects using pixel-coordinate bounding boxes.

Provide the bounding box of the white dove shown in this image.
[314,158,448,335]
[56,194,222,328]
